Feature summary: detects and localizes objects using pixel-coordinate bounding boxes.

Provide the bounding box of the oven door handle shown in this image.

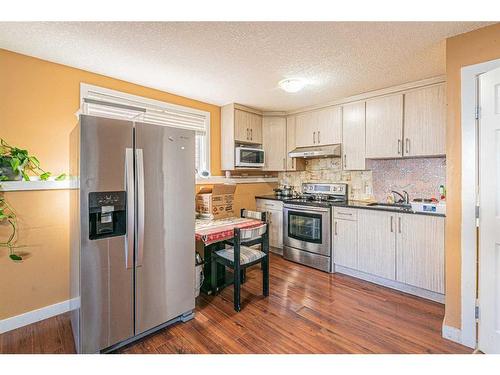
[283,204,330,213]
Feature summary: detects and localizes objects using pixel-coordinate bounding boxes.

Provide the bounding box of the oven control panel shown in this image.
[302,183,347,197]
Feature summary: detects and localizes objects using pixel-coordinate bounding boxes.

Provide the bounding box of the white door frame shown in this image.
[460,57,500,348]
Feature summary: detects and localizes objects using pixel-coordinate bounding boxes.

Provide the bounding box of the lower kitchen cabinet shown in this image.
[256,199,283,253]
[333,214,358,269]
[396,214,444,294]
[357,209,396,280]
[333,207,445,299]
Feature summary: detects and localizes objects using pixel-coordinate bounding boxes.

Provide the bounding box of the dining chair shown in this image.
[210,223,269,312]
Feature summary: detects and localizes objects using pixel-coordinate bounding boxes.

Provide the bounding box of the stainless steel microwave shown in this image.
[235,146,265,168]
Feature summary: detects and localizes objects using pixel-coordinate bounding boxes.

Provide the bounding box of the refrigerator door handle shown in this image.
[125,148,135,269]
[136,148,145,267]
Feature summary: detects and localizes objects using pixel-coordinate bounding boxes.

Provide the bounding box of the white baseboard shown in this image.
[0,299,73,334]
[442,324,463,345]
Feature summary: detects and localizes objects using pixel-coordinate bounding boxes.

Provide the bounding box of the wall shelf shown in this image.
[0,179,78,192]
[196,176,278,185]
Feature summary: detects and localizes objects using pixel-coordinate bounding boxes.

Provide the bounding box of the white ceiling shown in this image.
[0,22,494,111]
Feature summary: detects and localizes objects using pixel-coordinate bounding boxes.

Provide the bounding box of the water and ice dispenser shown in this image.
[88,191,127,240]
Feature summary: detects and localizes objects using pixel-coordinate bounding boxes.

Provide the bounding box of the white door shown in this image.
[478,67,500,353]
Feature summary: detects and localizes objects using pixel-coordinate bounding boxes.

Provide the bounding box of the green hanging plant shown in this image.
[0,195,22,261]
[0,138,66,182]
[0,138,67,261]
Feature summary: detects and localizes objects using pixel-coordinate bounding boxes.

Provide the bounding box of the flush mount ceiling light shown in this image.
[279,78,307,93]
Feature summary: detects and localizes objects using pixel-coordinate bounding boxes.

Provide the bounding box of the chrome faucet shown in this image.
[391,190,410,205]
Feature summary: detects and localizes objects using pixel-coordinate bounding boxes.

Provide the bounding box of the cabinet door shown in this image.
[268,209,284,249]
[316,106,342,145]
[295,111,316,147]
[342,102,366,170]
[357,209,396,280]
[365,94,403,158]
[248,112,263,144]
[263,116,287,171]
[234,109,250,143]
[403,84,446,157]
[396,214,444,293]
[333,218,358,269]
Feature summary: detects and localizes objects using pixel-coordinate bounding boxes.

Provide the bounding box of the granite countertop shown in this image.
[337,200,446,218]
[255,195,445,217]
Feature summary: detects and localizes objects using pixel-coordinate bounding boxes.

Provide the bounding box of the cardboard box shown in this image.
[196,184,236,219]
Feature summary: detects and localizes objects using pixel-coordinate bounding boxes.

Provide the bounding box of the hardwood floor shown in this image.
[0,254,471,354]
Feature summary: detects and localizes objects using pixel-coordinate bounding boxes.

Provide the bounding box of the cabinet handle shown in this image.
[398,139,401,155]
[250,128,253,140]
[334,221,338,236]
[405,138,410,154]
[313,131,316,144]
[390,216,394,232]
[343,154,347,169]
[398,217,402,233]
[246,128,249,140]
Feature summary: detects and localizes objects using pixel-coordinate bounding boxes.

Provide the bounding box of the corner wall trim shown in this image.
[442,324,463,345]
[0,299,72,334]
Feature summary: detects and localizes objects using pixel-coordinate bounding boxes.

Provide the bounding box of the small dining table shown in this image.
[195,216,263,295]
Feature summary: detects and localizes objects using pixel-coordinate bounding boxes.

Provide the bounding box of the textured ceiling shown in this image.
[0,22,494,111]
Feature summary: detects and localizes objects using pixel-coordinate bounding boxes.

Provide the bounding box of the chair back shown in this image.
[240,209,267,222]
[237,223,267,242]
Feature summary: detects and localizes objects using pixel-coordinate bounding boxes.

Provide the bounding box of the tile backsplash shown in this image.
[278,158,374,201]
[366,157,446,202]
[278,157,446,202]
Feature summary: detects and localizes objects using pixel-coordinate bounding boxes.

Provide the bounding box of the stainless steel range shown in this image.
[283,183,348,272]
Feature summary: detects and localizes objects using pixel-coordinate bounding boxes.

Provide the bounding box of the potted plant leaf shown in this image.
[0,138,66,182]
[0,196,22,261]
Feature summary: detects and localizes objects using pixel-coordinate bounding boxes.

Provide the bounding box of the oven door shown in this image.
[283,204,331,256]
[235,147,265,168]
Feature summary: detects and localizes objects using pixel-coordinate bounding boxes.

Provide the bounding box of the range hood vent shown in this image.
[288,144,341,159]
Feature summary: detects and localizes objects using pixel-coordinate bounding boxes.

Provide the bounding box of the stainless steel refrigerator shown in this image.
[70,115,195,353]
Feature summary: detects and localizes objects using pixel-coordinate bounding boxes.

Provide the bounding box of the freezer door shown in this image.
[134,122,196,334]
[79,115,134,353]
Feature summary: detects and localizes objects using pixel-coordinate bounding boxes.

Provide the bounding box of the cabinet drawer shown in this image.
[334,207,358,221]
[256,199,283,211]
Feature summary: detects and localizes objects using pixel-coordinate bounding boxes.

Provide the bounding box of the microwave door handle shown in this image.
[136,148,145,267]
[125,148,134,269]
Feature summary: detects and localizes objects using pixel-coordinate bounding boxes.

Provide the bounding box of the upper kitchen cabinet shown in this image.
[262,116,287,171]
[234,108,263,144]
[365,94,403,159]
[285,115,305,171]
[295,106,342,148]
[403,84,446,157]
[221,103,263,170]
[342,101,366,170]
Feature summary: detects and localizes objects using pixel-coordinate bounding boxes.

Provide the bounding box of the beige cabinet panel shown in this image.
[316,106,342,145]
[268,209,284,249]
[366,94,403,158]
[342,102,366,170]
[295,111,316,147]
[333,218,358,269]
[396,214,444,293]
[403,84,446,157]
[263,116,287,171]
[256,199,283,249]
[357,209,396,280]
[234,109,262,144]
[234,109,250,143]
[286,115,305,171]
[249,112,263,144]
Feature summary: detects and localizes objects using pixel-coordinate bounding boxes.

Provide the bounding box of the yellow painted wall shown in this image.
[0,49,274,319]
[444,23,500,329]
